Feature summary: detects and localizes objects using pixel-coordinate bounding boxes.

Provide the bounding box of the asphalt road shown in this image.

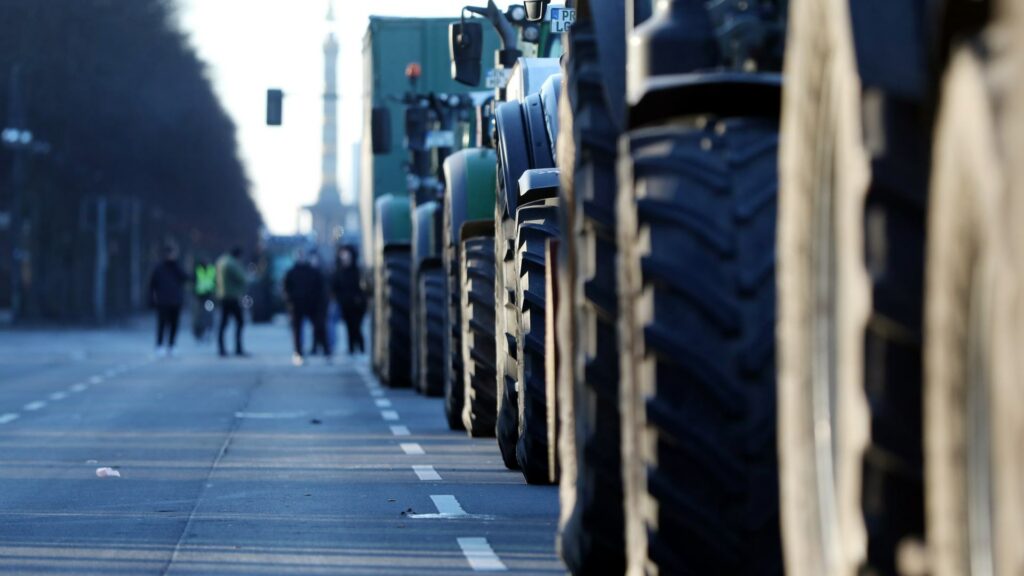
[0,319,562,575]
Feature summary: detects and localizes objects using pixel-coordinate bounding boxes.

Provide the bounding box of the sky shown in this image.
[175,0,511,234]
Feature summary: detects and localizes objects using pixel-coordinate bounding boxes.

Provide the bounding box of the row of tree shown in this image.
[0,0,262,321]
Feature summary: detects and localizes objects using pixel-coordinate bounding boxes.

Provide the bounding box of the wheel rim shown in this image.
[967,274,995,576]
[810,72,842,571]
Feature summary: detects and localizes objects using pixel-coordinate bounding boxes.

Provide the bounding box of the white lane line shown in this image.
[88,376,104,385]
[104,369,117,378]
[412,465,441,481]
[375,399,392,408]
[69,383,88,393]
[400,443,425,455]
[49,392,68,401]
[0,413,19,424]
[408,495,495,520]
[457,537,507,571]
[370,389,385,398]
[381,410,399,421]
[390,425,410,436]
[235,411,306,419]
[23,401,46,412]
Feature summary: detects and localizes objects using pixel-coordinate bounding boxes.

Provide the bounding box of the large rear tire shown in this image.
[515,199,560,485]
[496,200,522,470]
[444,193,467,431]
[461,223,498,437]
[418,265,446,397]
[619,115,782,575]
[557,6,628,573]
[778,0,926,574]
[925,37,1024,576]
[382,248,412,388]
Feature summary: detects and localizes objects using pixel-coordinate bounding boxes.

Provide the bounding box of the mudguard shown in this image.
[443,148,498,248]
[414,201,443,268]
[495,84,558,216]
[518,168,560,206]
[629,72,783,128]
[375,194,412,249]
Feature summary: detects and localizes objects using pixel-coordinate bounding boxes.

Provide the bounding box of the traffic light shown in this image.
[266,89,283,126]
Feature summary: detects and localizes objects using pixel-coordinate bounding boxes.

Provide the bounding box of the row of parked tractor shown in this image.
[361,1,1024,575]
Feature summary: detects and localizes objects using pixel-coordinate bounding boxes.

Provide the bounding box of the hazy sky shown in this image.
[175,0,509,234]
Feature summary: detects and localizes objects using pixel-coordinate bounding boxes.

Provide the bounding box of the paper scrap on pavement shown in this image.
[95,467,121,478]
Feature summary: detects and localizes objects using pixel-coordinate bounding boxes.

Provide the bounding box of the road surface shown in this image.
[0,320,561,574]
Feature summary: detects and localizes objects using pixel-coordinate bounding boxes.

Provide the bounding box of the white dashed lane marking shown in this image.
[0,413,19,424]
[390,425,410,436]
[49,392,67,401]
[23,401,46,412]
[412,465,441,481]
[69,383,88,393]
[381,410,399,421]
[457,537,507,571]
[88,376,103,385]
[370,389,385,398]
[375,399,392,408]
[400,443,425,455]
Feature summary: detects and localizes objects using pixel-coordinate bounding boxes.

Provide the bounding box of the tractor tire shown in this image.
[382,247,412,388]
[924,38,1024,576]
[619,116,782,575]
[445,199,467,431]
[777,0,928,574]
[514,199,560,485]
[417,265,446,397]
[496,200,521,470]
[461,224,498,437]
[557,7,628,573]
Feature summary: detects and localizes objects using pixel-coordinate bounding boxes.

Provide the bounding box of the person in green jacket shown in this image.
[216,246,248,357]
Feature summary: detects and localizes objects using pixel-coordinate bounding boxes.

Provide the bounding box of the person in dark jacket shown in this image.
[284,250,330,366]
[331,245,367,355]
[149,243,189,357]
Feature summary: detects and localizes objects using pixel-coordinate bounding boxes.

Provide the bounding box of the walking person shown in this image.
[216,246,248,358]
[308,252,332,361]
[331,246,367,355]
[284,250,330,366]
[192,258,217,341]
[149,243,188,358]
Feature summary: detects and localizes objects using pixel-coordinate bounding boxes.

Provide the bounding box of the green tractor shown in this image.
[543,0,787,573]
[448,2,565,483]
[372,194,413,387]
[539,0,1024,575]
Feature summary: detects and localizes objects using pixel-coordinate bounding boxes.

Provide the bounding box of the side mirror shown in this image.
[371,106,391,155]
[266,89,283,126]
[449,21,483,86]
[524,1,550,21]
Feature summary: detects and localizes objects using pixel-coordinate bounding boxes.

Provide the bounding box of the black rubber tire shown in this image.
[619,117,782,575]
[461,229,498,437]
[495,201,521,470]
[514,200,560,485]
[558,8,628,574]
[417,265,446,397]
[444,197,467,431]
[382,247,412,389]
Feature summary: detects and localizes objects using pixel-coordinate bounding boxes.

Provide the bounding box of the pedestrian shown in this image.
[308,251,332,360]
[331,245,367,355]
[149,243,188,357]
[192,258,217,341]
[284,249,330,366]
[216,246,248,358]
